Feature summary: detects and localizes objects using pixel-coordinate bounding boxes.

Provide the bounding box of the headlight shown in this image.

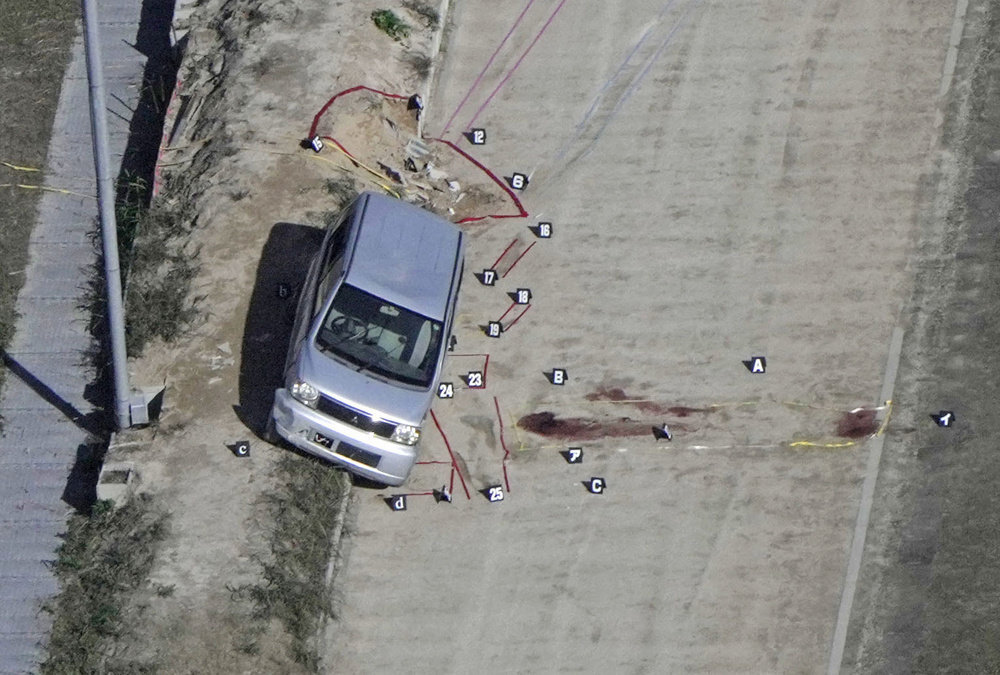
[390,424,420,446]
[290,380,319,408]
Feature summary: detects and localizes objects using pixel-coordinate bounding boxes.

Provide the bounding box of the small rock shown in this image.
[217,342,231,354]
[447,180,460,192]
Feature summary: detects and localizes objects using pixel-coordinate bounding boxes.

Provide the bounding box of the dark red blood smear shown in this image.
[585,387,631,402]
[666,406,702,417]
[836,409,878,438]
[584,388,708,417]
[517,412,648,440]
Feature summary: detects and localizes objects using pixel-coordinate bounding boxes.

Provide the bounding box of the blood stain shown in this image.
[585,387,706,417]
[836,409,878,438]
[516,411,648,440]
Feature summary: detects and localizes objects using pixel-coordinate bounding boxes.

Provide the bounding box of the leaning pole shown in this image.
[82,0,132,430]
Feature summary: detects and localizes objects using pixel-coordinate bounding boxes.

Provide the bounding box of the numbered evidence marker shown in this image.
[232,440,250,457]
[464,128,487,145]
[560,447,584,464]
[478,268,498,286]
[466,371,485,389]
[483,485,505,503]
[437,382,455,399]
[742,356,767,374]
[529,222,553,239]
[932,410,956,427]
[507,172,529,190]
[308,136,324,153]
[386,494,408,511]
[546,368,568,385]
[435,485,452,503]
[587,477,606,495]
[486,321,503,338]
[513,288,531,305]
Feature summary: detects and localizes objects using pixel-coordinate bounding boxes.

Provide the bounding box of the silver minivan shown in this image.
[268,192,465,486]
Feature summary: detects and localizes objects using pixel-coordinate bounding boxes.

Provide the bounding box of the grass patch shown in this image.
[0,0,78,425]
[41,495,169,675]
[121,201,202,356]
[371,9,411,41]
[85,174,203,359]
[231,454,350,671]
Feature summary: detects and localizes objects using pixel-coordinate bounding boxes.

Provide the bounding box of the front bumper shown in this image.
[271,388,418,486]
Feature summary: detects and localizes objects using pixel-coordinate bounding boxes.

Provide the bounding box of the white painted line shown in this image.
[939,0,969,99]
[826,326,905,675]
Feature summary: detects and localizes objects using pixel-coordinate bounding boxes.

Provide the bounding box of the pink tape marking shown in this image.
[465,0,570,131]
[441,0,539,136]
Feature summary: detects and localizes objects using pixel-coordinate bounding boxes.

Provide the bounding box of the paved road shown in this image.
[0,1,150,671]
[843,1,1000,671]
[328,0,958,672]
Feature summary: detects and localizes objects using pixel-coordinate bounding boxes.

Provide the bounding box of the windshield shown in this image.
[315,283,444,387]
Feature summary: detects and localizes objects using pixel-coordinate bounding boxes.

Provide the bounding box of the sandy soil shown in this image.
[109,0,461,670]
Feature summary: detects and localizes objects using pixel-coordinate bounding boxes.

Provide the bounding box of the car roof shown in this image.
[344,192,463,321]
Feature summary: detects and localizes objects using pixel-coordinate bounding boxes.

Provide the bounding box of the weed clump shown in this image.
[231,454,350,670]
[41,495,168,675]
[371,9,411,41]
[86,175,202,358]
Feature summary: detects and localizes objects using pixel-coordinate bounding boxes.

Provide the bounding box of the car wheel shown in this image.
[262,414,279,444]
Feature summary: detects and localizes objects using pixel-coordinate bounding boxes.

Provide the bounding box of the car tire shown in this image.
[262,414,279,445]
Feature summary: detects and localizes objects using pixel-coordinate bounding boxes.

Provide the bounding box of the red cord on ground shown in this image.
[497,301,517,323]
[429,137,529,222]
[490,238,519,270]
[309,85,408,138]
[319,135,358,162]
[307,86,529,223]
[430,409,471,500]
[501,241,535,278]
[504,304,531,331]
[494,396,512,493]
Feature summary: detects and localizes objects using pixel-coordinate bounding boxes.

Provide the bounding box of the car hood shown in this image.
[295,340,434,427]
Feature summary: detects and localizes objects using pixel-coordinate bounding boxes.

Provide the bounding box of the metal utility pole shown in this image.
[83,0,132,430]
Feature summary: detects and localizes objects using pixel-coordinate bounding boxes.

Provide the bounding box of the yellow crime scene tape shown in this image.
[2,161,40,172]
[0,183,95,199]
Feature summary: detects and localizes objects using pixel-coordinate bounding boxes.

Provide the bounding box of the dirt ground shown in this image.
[110,0,993,671]
[109,0,460,670]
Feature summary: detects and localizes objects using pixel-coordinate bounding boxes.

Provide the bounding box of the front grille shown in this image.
[316,395,396,439]
[336,441,381,468]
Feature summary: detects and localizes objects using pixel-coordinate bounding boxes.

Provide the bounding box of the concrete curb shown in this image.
[315,470,353,665]
[417,0,454,139]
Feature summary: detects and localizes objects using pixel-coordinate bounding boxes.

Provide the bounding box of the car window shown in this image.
[314,221,350,316]
[314,283,443,388]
